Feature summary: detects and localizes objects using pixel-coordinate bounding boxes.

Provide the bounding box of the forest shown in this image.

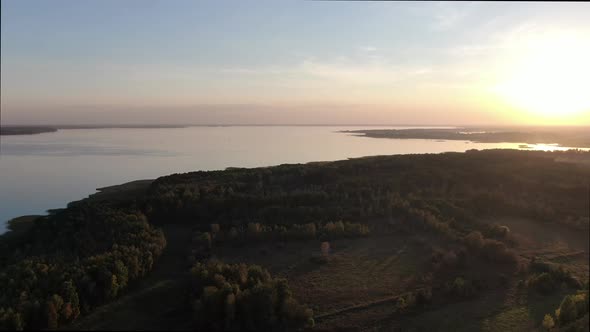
[0,149,589,331]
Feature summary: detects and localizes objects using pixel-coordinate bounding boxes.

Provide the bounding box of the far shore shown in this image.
[0,125,189,136]
[343,127,590,149]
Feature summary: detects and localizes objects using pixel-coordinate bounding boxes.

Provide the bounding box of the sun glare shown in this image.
[494,32,590,123]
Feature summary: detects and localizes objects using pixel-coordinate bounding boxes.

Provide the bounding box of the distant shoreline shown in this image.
[3,124,590,151]
[0,127,59,135]
[2,124,589,136]
[0,125,188,135]
[1,124,454,136]
[343,127,590,149]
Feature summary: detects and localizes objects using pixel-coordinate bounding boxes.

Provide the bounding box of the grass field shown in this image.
[215,234,432,316]
[483,217,589,279]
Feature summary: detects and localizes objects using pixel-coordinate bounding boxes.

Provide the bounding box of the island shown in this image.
[1,149,589,331]
[343,127,590,149]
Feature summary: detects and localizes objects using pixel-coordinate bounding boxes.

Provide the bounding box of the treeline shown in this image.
[385,198,518,266]
[144,150,589,231]
[0,202,166,330]
[190,261,314,331]
[194,221,369,247]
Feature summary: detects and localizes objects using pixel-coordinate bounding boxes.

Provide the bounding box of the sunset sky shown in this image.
[2,1,589,125]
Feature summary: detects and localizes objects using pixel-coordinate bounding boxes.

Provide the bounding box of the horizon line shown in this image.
[2,123,590,128]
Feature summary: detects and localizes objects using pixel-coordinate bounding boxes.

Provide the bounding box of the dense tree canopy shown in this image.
[0,203,166,330]
[190,261,314,331]
[145,150,589,231]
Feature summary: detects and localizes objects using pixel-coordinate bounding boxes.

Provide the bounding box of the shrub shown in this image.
[488,224,510,238]
[446,277,476,298]
[527,273,557,295]
[556,295,578,326]
[396,296,407,312]
[542,314,555,330]
[464,231,484,249]
[528,262,581,293]
[480,239,517,264]
[554,291,589,327]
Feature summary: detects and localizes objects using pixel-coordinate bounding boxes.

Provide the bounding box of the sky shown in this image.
[2,1,590,126]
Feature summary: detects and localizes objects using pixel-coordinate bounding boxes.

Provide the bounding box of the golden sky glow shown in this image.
[492,30,590,125]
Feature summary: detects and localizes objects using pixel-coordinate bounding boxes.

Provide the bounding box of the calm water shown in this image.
[0,126,577,233]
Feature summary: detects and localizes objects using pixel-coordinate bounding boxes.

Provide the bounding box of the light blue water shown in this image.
[0,126,573,233]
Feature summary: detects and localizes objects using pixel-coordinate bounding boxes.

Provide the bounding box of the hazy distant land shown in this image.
[0,126,59,135]
[0,124,400,136]
[344,127,590,148]
[0,125,188,135]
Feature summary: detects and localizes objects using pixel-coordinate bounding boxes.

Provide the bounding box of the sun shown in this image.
[493,32,590,123]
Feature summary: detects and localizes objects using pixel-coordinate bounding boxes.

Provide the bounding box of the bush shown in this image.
[528,262,581,294]
[527,273,557,295]
[481,239,517,264]
[446,277,476,299]
[554,291,589,327]
[463,231,517,264]
[556,295,578,326]
[488,224,510,239]
[464,231,484,249]
[542,314,555,330]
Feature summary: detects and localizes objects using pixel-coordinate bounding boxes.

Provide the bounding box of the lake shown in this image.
[0,125,576,233]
